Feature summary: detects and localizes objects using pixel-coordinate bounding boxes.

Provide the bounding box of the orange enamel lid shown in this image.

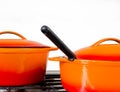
[75,38,120,61]
[0,31,49,48]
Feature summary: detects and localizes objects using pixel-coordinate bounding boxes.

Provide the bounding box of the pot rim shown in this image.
[49,57,120,66]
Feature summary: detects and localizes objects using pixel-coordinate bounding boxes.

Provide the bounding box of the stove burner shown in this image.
[0,71,66,92]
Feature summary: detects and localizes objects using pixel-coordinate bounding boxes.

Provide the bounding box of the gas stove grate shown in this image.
[45,71,66,92]
[0,71,67,92]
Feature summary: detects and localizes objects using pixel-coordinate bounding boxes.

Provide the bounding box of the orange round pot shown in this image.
[50,38,120,92]
[0,31,57,86]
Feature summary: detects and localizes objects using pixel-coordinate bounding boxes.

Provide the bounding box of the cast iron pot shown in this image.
[41,26,120,92]
[0,31,57,86]
[50,38,120,92]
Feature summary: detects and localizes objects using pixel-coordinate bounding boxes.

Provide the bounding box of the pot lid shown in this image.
[75,38,120,61]
[0,31,49,48]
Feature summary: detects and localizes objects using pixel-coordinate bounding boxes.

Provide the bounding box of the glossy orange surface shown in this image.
[0,47,57,86]
[0,31,58,86]
[49,38,120,92]
[0,48,45,86]
[0,31,49,47]
[50,57,120,92]
[75,38,120,61]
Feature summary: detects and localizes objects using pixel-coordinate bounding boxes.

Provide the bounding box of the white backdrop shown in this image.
[0,0,120,70]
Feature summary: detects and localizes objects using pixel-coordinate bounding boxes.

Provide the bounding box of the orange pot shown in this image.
[0,31,57,86]
[50,38,120,92]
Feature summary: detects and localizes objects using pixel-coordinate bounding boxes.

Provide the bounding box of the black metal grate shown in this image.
[0,71,67,92]
[45,71,66,92]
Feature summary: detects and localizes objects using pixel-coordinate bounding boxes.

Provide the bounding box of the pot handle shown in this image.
[49,57,69,62]
[92,38,120,46]
[49,56,80,62]
[0,31,26,39]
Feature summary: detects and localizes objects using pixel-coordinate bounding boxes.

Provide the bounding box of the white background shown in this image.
[0,0,120,70]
